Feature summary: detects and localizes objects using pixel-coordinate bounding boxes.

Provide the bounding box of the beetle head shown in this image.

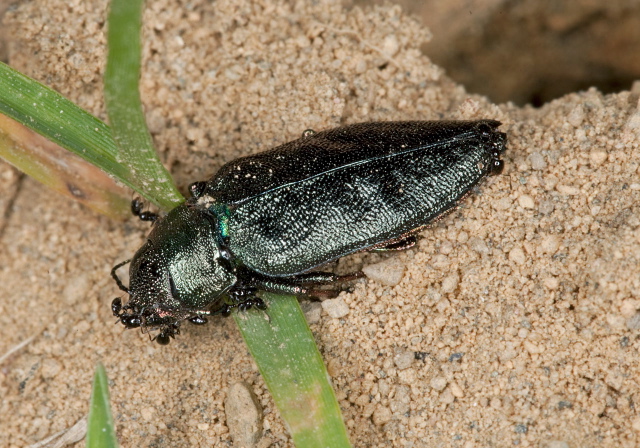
[112,203,237,344]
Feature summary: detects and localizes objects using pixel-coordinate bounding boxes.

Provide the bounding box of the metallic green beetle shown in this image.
[112,120,507,344]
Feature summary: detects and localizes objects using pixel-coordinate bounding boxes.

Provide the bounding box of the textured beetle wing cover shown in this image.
[209,120,506,276]
[206,120,501,204]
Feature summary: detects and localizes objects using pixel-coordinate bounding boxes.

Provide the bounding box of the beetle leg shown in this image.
[131,198,159,223]
[188,315,208,325]
[282,271,364,285]
[295,271,363,287]
[370,235,418,252]
[247,271,364,297]
[219,270,364,314]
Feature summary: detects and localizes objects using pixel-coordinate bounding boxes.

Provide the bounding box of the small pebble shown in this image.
[632,417,640,432]
[529,152,547,170]
[372,405,392,426]
[556,184,580,195]
[627,312,640,330]
[518,194,535,209]
[589,151,608,166]
[394,351,414,370]
[430,376,447,392]
[363,258,406,286]
[567,104,585,127]
[40,358,62,380]
[540,235,560,255]
[225,382,263,448]
[439,388,455,404]
[514,424,528,434]
[450,382,464,398]
[509,247,526,265]
[140,407,155,422]
[441,272,459,293]
[382,35,399,57]
[322,297,350,318]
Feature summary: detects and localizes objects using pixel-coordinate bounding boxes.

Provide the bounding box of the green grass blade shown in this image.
[235,294,352,448]
[0,62,127,181]
[86,363,118,448]
[104,0,183,211]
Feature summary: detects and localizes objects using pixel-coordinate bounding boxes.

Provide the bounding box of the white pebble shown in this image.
[322,297,350,318]
[508,246,526,265]
[441,272,459,293]
[363,258,405,286]
[518,194,535,209]
[567,104,585,127]
[430,376,448,391]
[394,351,414,370]
[529,152,547,170]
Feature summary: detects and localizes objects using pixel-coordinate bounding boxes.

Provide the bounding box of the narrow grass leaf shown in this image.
[86,363,118,448]
[235,294,352,448]
[104,0,183,211]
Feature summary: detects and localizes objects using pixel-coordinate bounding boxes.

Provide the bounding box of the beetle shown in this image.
[111,120,507,344]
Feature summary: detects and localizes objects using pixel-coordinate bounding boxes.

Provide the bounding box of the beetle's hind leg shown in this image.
[369,234,417,252]
[252,271,364,300]
[290,271,364,285]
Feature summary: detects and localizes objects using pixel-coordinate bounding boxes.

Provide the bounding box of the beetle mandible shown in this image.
[111,120,507,344]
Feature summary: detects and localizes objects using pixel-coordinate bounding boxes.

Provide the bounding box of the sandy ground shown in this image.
[1,0,640,447]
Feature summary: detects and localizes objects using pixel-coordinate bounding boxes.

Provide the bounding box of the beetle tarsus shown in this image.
[188,315,208,325]
[131,198,159,223]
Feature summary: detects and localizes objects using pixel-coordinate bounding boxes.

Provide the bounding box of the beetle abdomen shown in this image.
[215,120,506,276]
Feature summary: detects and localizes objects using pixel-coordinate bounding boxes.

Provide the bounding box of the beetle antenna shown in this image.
[111,259,132,293]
